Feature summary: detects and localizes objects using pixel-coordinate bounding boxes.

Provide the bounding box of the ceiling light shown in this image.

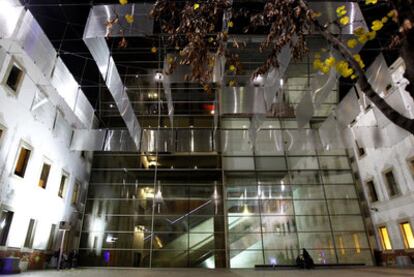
[154,72,164,82]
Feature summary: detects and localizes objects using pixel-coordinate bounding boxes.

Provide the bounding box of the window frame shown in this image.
[0,123,6,148]
[58,171,69,199]
[399,221,414,250]
[0,208,14,246]
[378,225,393,251]
[71,181,81,206]
[407,156,414,178]
[1,59,24,95]
[365,178,379,203]
[23,218,37,249]
[38,158,52,189]
[12,141,33,179]
[382,168,400,198]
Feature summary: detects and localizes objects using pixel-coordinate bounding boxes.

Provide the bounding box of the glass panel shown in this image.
[319,156,350,170]
[222,157,254,171]
[229,233,263,250]
[327,200,361,215]
[290,171,320,184]
[322,171,354,184]
[294,200,328,215]
[264,250,297,265]
[296,216,331,232]
[262,233,298,250]
[325,185,357,199]
[230,250,264,268]
[331,216,365,231]
[298,232,333,249]
[255,157,287,171]
[292,185,324,199]
[288,157,319,170]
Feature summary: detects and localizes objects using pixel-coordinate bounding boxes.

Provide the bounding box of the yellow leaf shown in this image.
[119,0,128,5]
[339,16,350,26]
[347,39,358,49]
[381,17,388,24]
[194,3,200,10]
[229,65,236,72]
[325,56,336,67]
[365,0,378,5]
[227,21,234,28]
[367,31,377,40]
[353,26,365,36]
[151,47,157,54]
[125,14,134,24]
[336,5,347,17]
[371,20,383,31]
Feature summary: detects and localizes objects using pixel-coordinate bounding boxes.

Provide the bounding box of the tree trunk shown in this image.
[299,0,414,134]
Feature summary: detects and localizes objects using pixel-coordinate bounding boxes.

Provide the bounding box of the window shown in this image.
[5,63,23,92]
[38,162,51,189]
[400,222,414,249]
[0,209,14,246]
[379,226,392,251]
[408,158,414,175]
[355,140,365,158]
[384,170,400,197]
[47,224,57,250]
[58,174,68,198]
[14,146,31,178]
[366,180,379,203]
[71,182,80,205]
[24,219,37,248]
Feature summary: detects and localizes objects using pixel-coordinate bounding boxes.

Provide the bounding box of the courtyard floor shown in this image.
[10,267,414,277]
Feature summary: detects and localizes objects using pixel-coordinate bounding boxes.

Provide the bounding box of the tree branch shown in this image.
[299,0,414,134]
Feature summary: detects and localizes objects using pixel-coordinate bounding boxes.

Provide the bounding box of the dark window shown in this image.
[58,174,68,198]
[71,183,80,205]
[0,129,3,141]
[0,210,14,246]
[384,170,400,197]
[355,140,365,157]
[24,219,37,248]
[14,146,31,178]
[6,64,23,92]
[38,163,51,189]
[366,180,379,202]
[47,224,57,250]
[409,159,414,175]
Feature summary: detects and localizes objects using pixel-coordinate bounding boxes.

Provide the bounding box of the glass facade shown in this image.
[78,39,372,268]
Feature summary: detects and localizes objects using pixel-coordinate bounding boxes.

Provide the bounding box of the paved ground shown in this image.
[10,267,414,277]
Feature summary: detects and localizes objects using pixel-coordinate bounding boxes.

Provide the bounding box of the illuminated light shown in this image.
[210,110,215,115]
[0,220,5,229]
[353,233,361,253]
[379,226,392,250]
[242,204,250,215]
[269,257,277,265]
[401,222,414,249]
[252,75,264,86]
[338,236,345,255]
[154,72,164,82]
[280,78,284,87]
[109,104,114,108]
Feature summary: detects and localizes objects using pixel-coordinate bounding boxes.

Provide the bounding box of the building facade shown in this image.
[351,57,414,266]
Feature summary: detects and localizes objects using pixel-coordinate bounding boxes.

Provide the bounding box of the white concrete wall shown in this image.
[353,58,414,252]
[0,52,92,252]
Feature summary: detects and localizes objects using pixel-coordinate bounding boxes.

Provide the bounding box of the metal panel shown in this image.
[220,87,266,115]
[336,87,361,127]
[296,90,314,128]
[14,11,57,77]
[366,54,393,96]
[0,1,24,39]
[51,58,79,110]
[83,3,153,39]
[84,38,141,149]
[103,129,136,151]
[74,91,95,129]
[177,129,214,153]
[71,129,106,151]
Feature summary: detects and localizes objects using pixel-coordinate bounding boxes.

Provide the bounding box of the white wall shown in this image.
[0,52,92,251]
[353,58,414,251]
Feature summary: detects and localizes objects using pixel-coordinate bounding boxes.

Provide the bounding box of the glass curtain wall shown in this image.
[79,36,372,267]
